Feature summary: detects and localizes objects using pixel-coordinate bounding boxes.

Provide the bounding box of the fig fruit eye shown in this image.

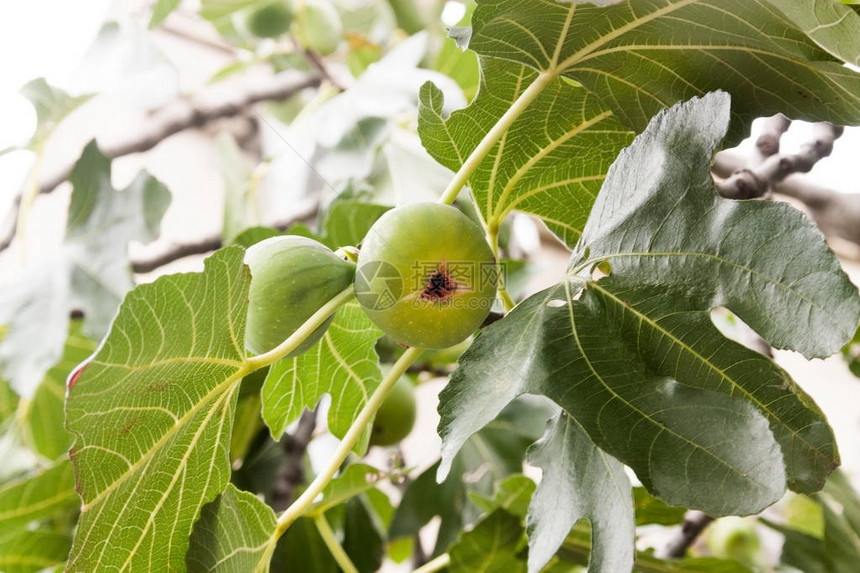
[244,235,355,357]
[370,375,416,447]
[355,202,497,349]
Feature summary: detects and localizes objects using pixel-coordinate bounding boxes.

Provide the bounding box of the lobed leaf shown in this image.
[65,248,249,571]
[262,302,382,453]
[467,0,860,138]
[0,461,78,530]
[186,484,276,573]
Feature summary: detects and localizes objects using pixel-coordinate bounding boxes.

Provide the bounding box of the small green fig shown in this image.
[355,203,497,349]
[246,1,294,38]
[370,375,416,446]
[293,0,343,55]
[245,235,355,356]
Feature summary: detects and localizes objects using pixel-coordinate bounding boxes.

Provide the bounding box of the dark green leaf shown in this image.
[439,94,851,523]
[469,475,535,519]
[322,197,390,249]
[343,496,385,573]
[186,484,276,573]
[271,517,338,573]
[526,412,633,573]
[633,487,686,526]
[448,509,527,573]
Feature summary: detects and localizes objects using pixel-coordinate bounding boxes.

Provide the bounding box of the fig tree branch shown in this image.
[715,122,843,200]
[0,72,321,254]
[661,511,715,558]
[39,71,321,194]
[130,202,319,274]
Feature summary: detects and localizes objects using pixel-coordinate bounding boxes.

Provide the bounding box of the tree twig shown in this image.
[130,203,319,274]
[0,72,322,254]
[715,122,843,199]
[38,71,320,195]
[662,511,715,558]
[271,410,317,512]
[773,175,860,247]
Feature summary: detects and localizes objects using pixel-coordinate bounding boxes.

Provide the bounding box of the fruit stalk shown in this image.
[244,287,355,370]
[437,71,556,206]
[268,346,424,541]
[487,224,516,312]
[413,553,451,573]
[314,513,359,573]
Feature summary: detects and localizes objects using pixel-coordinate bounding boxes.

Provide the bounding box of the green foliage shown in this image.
[64,248,250,571]
[18,78,91,152]
[262,302,382,452]
[436,93,858,564]
[0,143,170,397]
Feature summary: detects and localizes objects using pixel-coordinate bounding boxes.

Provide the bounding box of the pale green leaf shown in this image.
[19,78,91,151]
[186,484,276,573]
[150,0,183,28]
[526,412,633,573]
[0,461,77,530]
[469,475,535,519]
[419,57,632,244]
[65,248,250,571]
[0,142,171,397]
[262,302,383,453]
[467,0,860,137]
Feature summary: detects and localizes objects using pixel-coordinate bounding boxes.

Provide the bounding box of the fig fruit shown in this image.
[370,375,416,446]
[245,236,355,356]
[246,1,294,39]
[293,0,343,55]
[355,203,496,349]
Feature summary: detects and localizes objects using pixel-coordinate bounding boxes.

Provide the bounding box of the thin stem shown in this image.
[269,346,424,540]
[314,513,359,573]
[488,225,516,312]
[244,288,354,370]
[413,553,451,573]
[437,72,556,206]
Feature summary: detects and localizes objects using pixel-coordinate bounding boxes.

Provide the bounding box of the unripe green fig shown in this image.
[245,236,355,357]
[293,0,343,55]
[246,1,294,38]
[705,516,762,568]
[370,375,416,446]
[355,203,497,349]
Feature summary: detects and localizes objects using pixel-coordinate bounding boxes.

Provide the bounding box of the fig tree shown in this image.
[244,235,355,357]
[370,375,416,446]
[355,203,497,349]
[246,1,294,39]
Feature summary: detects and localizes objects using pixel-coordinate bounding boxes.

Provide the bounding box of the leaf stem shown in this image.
[268,346,424,541]
[243,287,355,371]
[313,513,359,573]
[413,553,451,573]
[488,225,516,312]
[437,71,556,206]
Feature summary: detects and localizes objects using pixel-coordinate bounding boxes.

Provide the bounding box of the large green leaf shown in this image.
[64,248,250,571]
[419,57,632,243]
[0,142,170,397]
[186,484,276,573]
[439,94,855,528]
[526,412,633,573]
[0,460,77,530]
[467,0,860,137]
[262,302,382,453]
